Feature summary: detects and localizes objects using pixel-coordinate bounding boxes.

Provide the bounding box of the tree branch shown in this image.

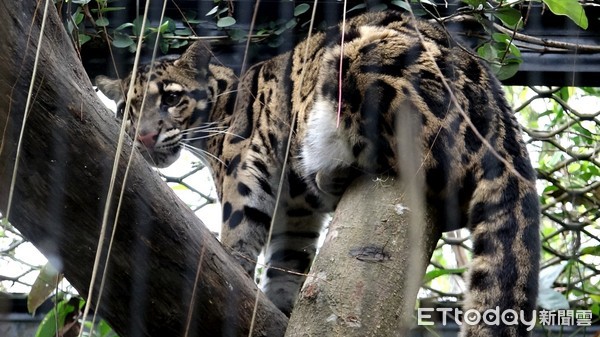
[0,2,286,336]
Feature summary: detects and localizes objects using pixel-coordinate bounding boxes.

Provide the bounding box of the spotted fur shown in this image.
[97,11,540,336]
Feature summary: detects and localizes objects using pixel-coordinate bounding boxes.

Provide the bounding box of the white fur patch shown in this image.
[157,128,181,146]
[164,82,184,92]
[301,99,353,176]
[196,100,207,110]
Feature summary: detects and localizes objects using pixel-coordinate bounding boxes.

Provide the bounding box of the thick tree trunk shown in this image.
[285,177,440,335]
[0,1,287,336]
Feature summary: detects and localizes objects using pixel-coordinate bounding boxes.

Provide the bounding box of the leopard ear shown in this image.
[175,40,211,76]
[95,75,124,102]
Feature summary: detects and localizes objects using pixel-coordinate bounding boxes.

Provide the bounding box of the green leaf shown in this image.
[93,6,126,13]
[477,42,497,61]
[95,17,109,27]
[285,18,298,30]
[420,0,437,6]
[78,34,91,46]
[537,287,570,310]
[423,268,466,283]
[175,28,192,36]
[493,7,523,29]
[170,40,189,49]
[228,29,247,41]
[158,19,175,34]
[112,33,134,48]
[591,302,600,317]
[133,17,149,36]
[580,246,600,256]
[217,16,236,28]
[72,12,84,26]
[542,0,588,29]
[495,62,520,80]
[347,3,366,13]
[34,298,84,337]
[390,0,411,11]
[205,5,219,16]
[97,319,118,337]
[28,263,62,315]
[371,3,388,12]
[539,263,566,289]
[160,39,169,54]
[115,22,134,31]
[294,3,310,16]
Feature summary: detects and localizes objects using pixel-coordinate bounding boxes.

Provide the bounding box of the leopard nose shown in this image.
[137,132,158,149]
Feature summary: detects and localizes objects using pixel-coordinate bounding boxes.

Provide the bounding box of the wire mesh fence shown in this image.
[1,76,599,331]
[422,86,600,318]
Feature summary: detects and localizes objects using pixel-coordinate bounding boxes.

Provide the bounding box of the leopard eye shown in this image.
[163,91,182,107]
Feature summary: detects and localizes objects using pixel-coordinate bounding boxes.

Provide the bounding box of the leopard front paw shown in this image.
[315,167,358,196]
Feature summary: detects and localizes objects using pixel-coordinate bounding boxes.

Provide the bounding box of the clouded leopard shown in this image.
[97,10,540,336]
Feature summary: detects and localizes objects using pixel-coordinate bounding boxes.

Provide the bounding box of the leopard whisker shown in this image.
[184,130,246,141]
[180,125,228,134]
[182,143,226,166]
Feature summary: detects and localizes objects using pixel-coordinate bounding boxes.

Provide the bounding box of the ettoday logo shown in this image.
[418,307,593,329]
[418,307,537,331]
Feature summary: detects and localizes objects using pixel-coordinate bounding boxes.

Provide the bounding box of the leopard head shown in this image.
[96,41,213,167]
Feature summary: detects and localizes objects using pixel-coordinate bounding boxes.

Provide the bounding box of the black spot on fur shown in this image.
[257,176,273,196]
[267,249,312,275]
[228,210,244,229]
[253,160,270,178]
[217,79,228,93]
[305,194,322,209]
[425,138,451,193]
[359,80,396,169]
[222,202,232,222]
[226,154,241,176]
[190,89,207,101]
[503,128,521,158]
[414,70,451,119]
[464,126,482,153]
[244,206,272,227]
[500,177,519,208]
[521,191,539,223]
[352,141,367,158]
[473,231,495,256]
[458,171,476,206]
[288,170,308,198]
[230,69,259,143]
[469,269,491,291]
[237,182,252,196]
[378,11,404,27]
[482,149,505,180]
[224,92,236,116]
[465,58,483,83]
[268,132,278,151]
[287,208,313,217]
[513,155,535,181]
[469,201,505,227]
[360,43,423,75]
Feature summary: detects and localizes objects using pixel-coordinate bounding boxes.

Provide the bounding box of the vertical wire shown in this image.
[4,0,51,226]
[78,2,153,335]
[247,0,321,334]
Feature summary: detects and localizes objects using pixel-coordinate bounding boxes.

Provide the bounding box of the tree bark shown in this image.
[285,176,440,336]
[0,1,287,336]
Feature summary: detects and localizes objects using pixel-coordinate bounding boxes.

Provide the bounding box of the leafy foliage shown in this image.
[423,87,600,320]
